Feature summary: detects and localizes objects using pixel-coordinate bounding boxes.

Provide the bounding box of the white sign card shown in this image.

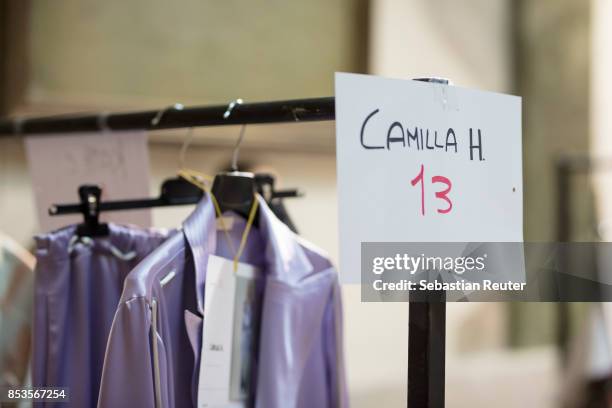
[335,73,523,282]
[25,132,152,231]
[198,255,260,408]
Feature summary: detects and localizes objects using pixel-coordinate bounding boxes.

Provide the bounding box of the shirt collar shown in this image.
[182,195,216,313]
[255,195,313,283]
[182,194,313,304]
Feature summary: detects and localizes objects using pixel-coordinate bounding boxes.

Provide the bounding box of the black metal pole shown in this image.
[0,97,335,135]
[407,77,449,408]
[408,292,446,408]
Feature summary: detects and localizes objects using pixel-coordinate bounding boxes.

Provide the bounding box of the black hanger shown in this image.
[255,173,302,233]
[74,185,110,237]
[254,173,302,201]
[48,174,302,219]
[49,177,203,219]
[157,176,204,205]
[211,171,256,219]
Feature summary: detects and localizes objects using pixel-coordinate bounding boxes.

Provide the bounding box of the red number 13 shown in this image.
[410,164,453,216]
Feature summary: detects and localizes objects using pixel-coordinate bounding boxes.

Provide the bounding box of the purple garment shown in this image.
[32,224,173,408]
[97,195,348,408]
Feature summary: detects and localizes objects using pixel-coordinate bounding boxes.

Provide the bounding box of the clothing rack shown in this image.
[0,98,335,135]
[0,96,446,408]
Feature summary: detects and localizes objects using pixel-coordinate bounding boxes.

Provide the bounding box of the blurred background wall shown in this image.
[0,0,609,407]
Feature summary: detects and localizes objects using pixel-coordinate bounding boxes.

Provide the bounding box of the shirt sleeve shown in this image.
[97,297,161,408]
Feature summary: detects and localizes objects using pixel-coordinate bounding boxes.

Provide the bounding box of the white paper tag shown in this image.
[335,73,523,283]
[24,132,152,231]
[198,255,260,408]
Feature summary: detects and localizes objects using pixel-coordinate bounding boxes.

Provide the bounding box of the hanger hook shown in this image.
[223,98,243,119]
[231,125,247,172]
[151,103,184,128]
[97,112,111,132]
[290,107,299,122]
[13,117,24,135]
[223,99,245,172]
[178,127,194,170]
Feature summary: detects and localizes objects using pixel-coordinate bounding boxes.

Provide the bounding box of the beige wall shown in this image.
[369,0,512,92]
[0,138,37,246]
[511,0,593,353]
[591,0,612,235]
[27,0,366,110]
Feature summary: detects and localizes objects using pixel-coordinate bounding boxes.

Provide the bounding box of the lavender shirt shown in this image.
[97,196,348,408]
[32,224,173,408]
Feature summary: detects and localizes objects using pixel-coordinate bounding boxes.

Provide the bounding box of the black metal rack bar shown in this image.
[0,97,335,135]
[49,197,191,215]
[409,297,446,408]
[0,94,446,408]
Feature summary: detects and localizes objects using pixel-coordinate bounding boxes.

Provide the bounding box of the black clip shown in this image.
[255,173,303,201]
[76,185,109,237]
